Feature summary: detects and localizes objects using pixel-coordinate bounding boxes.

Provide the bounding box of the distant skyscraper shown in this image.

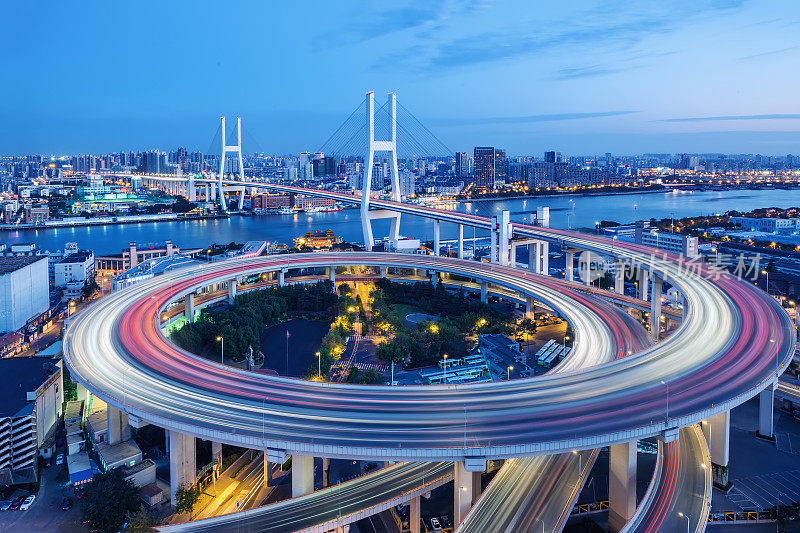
[455,152,469,178]
[474,147,495,187]
[544,151,562,164]
[494,149,507,185]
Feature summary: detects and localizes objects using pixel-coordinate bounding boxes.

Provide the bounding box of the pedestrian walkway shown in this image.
[355,362,389,372]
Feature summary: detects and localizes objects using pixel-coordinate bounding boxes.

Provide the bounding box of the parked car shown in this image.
[62,497,72,511]
[430,517,442,532]
[19,495,35,511]
[0,500,11,511]
[8,497,25,511]
[55,454,64,466]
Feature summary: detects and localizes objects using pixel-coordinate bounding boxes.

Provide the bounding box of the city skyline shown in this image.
[3,0,800,155]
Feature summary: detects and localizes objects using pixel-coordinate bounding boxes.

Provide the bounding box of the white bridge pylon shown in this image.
[361,91,401,251]
[218,116,245,211]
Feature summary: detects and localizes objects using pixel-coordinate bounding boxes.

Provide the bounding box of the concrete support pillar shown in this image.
[204,183,210,201]
[263,454,272,486]
[539,241,549,275]
[433,219,441,256]
[430,271,438,287]
[566,251,574,282]
[480,282,487,303]
[107,405,129,446]
[228,279,237,304]
[650,275,662,340]
[758,382,777,440]
[76,382,88,403]
[706,411,731,489]
[278,270,285,287]
[291,455,314,497]
[638,268,650,302]
[454,461,474,526]
[457,224,464,259]
[525,297,534,319]
[410,495,421,533]
[169,430,196,506]
[530,242,538,273]
[380,266,387,278]
[328,268,336,286]
[185,293,195,323]
[471,471,483,505]
[210,440,222,461]
[322,457,330,487]
[608,441,637,532]
[615,261,625,295]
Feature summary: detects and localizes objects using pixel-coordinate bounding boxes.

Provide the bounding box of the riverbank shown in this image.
[457,186,667,203]
[0,212,228,230]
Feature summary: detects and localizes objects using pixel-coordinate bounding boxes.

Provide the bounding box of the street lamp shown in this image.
[677,512,690,533]
[443,354,448,384]
[507,365,513,380]
[316,351,321,381]
[762,269,769,294]
[572,450,582,475]
[216,336,224,365]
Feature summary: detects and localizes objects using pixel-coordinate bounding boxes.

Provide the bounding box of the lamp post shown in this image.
[507,365,513,381]
[677,512,690,533]
[443,354,448,384]
[762,269,769,294]
[216,336,224,365]
[316,351,321,381]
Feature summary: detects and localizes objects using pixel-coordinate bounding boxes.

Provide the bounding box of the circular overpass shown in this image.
[63,239,795,461]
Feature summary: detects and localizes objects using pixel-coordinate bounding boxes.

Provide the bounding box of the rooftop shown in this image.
[58,251,93,264]
[0,357,60,417]
[0,255,46,275]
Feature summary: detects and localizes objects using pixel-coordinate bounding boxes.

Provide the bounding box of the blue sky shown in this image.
[2,0,800,155]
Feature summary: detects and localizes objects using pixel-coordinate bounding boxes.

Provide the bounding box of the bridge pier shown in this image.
[169,430,196,506]
[322,457,330,487]
[615,261,625,295]
[433,219,440,256]
[328,268,336,287]
[637,268,650,301]
[430,271,438,287]
[650,274,662,340]
[278,269,286,287]
[410,496,421,533]
[608,441,637,532]
[525,297,534,319]
[454,461,474,525]
[380,266,387,278]
[490,210,511,265]
[228,279,237,304]
[291,455,314,497]
[211,441,222,466]
[457,224,464,259]
[480,282,487,303]
[757,382,777,441]
[107,405,130,446]
[185,293,195,323]
[703,411,731,489]
[566,250,574,282]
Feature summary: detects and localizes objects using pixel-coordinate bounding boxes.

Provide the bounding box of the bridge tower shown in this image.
[361,91,401,251]
[218,116,246,211]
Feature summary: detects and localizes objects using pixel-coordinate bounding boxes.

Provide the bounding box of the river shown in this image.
[2,188,798,254]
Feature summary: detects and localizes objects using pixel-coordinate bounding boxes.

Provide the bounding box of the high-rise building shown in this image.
[494,149,507,185]
[455,152,469,178]
[544,151,562,164]
[474,147,496,187]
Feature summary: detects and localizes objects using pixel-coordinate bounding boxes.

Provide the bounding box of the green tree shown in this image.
[356,369,383,384]
[124,506,155,532]
[80,469,141,533]
[174,483,200,518]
